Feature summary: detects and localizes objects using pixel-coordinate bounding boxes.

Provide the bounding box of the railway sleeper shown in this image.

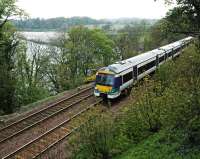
[49,107,62,112]
[27,146,41,155]
[39,139,49,146]
[44,137,57,144]
[50,108,62,112]
[42,111,55,116]
[26,119,39,125]
[21,149,35,158]
[5,129,16,135]
[14,125,26,130]
[60,127,70,133]
[36,144,46,152]
[63,101,73,106]
[21,121,32,126]
[50,132,61,139]
[0,132,10,139]
[15,155,24,159]
[39,113,49,118]
[57,130,68,137]
[58,131,68,137]
[30,115,43,121]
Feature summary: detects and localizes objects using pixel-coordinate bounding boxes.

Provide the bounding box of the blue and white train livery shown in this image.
[94,37,193,99]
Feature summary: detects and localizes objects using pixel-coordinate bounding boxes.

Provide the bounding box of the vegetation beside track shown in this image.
[69,44,200,159]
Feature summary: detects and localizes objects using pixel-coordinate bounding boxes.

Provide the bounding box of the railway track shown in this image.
[0,85,95,157]
[2,99,102,159]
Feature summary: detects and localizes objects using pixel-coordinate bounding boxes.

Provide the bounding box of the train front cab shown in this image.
[94,71,122,99]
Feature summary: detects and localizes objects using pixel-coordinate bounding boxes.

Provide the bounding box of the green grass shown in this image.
[115,131,200,159]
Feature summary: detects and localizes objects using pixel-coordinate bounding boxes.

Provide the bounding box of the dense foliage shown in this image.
[0,0,23,113]
[114,23,147,59]
[164,0,200,32]
[70,44,200,159]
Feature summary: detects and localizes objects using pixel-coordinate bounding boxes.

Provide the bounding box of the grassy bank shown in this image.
[116,130,200,159]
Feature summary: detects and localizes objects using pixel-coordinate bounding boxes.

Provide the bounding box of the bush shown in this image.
[72,114,119,159]
[186,116,200,145]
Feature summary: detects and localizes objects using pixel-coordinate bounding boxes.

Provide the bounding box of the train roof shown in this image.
[103,37,193,74]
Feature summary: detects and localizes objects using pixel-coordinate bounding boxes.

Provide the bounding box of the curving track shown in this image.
[0,85,102,158]
[2,100,102,159]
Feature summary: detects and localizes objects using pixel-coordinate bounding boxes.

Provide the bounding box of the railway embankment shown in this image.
[0,83,92,128]
[0,83,101,158]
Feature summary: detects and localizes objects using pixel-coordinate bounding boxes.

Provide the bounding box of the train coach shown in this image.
[94,36,193,99]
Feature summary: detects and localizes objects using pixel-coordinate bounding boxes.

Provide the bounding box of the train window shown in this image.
[159,56,165,63]
[147,60,156,69]
[96,74,114,86]
[138,60,156,74]
[174,47,181,54]
[123,71,133,83]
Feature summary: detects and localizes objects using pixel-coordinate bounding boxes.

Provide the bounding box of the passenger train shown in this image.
[94,37,193,99]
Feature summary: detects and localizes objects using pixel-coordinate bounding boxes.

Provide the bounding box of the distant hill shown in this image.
[12,17,157,31]
[12,17,106,31]
[104,17,157,25]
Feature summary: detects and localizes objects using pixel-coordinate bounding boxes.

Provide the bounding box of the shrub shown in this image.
[72,114,119,159]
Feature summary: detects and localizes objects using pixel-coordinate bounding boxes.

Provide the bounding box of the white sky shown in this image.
[16,0,174,19]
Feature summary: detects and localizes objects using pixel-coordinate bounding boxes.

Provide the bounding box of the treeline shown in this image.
[12,17,106,31]
[12,17,156,32]
[69,43,200,159]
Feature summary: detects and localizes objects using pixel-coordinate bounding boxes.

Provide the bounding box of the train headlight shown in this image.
[94,88,99,93]
[109,88,119,94]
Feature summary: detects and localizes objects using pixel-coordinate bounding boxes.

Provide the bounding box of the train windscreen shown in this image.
[96,74,114,86]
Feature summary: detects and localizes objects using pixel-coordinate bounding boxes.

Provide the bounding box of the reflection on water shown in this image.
[20,32,62,43]
[19,32,62,56]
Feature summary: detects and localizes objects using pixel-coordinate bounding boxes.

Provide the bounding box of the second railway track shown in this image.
[0,85,95,158]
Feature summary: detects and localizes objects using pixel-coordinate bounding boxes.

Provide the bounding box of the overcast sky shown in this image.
[16,0,174,19]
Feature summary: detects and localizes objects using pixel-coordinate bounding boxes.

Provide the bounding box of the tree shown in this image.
[156,0,200,33]
[0,0,24,28]
[15,41,50,105]
[155,0,200,49]
[0,23,18,113]
[47,27,115,92]
[46,39,72,92]
[143,19,184,51]
[114,24,148,60]
[0,0,24,114]
[66,26,115,72]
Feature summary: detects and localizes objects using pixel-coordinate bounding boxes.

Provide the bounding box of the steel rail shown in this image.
[2,99,102,159]
[0,93,94,145]
[0,85,93,144]
[33,99,102,159]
